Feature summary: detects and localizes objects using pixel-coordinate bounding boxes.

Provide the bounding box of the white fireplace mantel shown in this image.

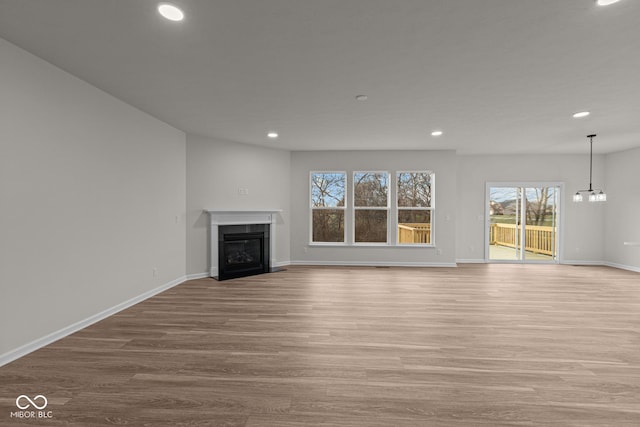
[205,209,282,278]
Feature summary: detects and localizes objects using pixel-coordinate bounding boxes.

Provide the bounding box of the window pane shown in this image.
[355,210,387,243]
[397,172,432,207]
[312,210,345,242]
[354,172,388,207]
[311,173,345,207]
[398,210,431,244]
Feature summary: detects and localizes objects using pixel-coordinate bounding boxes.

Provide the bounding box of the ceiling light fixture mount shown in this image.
[573,134,606,203]
[355,95,368,101]
[158,3,184,21]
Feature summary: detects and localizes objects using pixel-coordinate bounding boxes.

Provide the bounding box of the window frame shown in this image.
[309,171,347,245]
[352,171,390,245]
[396,170,435,247]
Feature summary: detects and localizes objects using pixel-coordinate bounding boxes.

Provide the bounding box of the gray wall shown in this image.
[605,147,640,271]
[290,150,457,266]
[456,154,606,263]
[0,39,186,357]
[186,135,291,276]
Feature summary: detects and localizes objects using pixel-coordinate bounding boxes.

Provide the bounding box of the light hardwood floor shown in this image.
[1,264,639,426]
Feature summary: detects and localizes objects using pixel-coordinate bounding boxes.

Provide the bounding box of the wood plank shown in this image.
[1,264,639,426]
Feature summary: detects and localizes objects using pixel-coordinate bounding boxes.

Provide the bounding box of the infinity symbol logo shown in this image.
[16,395,48,410]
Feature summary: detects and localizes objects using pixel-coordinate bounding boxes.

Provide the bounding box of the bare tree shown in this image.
[312,173,345,207]
[354,173,388,242]
[354,173,388,206]
[311,173,345,242]
[398,172,431,207]
[526,188,552,226]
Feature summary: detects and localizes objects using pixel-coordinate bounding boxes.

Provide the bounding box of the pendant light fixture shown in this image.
[573,134,606,202]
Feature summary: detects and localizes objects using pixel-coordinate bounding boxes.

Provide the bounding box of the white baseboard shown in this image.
[0,275,187,368]
[561,260,605,266]
[561,260,640,273]
[604,261,640,273]
[459,259,638,273]
[186,272,210,280]
[274,261,291,268]
[290,260,457,268]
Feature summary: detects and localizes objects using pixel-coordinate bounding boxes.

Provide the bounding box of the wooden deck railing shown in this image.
[398,223,431,244]
[490,223,555,256]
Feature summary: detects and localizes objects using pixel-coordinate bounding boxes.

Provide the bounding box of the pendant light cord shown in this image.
[588,134,596,192]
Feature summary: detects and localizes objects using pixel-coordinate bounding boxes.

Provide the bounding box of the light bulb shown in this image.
[158,3,184,21]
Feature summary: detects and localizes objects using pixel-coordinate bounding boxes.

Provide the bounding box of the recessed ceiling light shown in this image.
[597,0,621,6]
[431,130,443,137]
[355,95,368,101]
[267,132,279,139]
[573,111,590,118]
[158,3,184,21]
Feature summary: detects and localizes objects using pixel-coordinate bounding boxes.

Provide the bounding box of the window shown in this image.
[354,172,389,243]
[308,170,435,246]
[397,171,433,245]
[311,172,346,243]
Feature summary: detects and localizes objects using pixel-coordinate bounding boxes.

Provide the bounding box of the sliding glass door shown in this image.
[488,187,522,260]
[487,184,560,263]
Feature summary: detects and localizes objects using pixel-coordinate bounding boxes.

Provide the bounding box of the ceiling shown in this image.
[1,0,639,154]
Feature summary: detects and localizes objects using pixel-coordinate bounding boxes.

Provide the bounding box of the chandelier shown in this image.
[573,134,606,202]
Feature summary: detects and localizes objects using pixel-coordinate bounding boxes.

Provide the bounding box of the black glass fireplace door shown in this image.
[218,224,270,280]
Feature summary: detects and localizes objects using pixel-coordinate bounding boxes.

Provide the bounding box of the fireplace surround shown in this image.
[206,210,281,280]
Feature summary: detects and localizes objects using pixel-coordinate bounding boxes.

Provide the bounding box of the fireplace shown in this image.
[206,210,281,280]
[218,224,269,280]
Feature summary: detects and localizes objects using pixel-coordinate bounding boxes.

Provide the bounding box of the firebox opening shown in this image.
[217,224,270,280]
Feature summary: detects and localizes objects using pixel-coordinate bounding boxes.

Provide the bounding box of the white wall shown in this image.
[604,147,640,271]
[0,39,186,359]
[186,135,291,276]
[456,154,606,263]
[290,150,457,266]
